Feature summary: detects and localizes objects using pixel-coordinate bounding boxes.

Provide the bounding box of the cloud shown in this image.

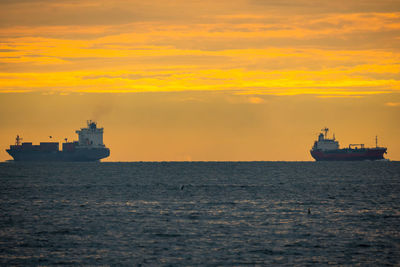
[82,73,173,80]
[385,102,400,106]
[247,96,265,104]
[0,1,400,97]
[249,0,400,14]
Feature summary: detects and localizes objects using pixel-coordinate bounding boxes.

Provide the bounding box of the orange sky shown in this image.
[0,0,399,161]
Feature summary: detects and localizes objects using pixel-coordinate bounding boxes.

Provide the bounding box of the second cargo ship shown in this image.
[6,120,110,162]
[310,128,387,161]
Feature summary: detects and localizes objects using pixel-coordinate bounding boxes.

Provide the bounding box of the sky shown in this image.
[0,0,399,161]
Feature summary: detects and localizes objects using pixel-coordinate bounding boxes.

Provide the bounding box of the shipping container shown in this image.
[39,142,59,151]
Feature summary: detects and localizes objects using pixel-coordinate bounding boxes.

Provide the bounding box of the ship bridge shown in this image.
[313,128,339,151]
[75,120,105,148]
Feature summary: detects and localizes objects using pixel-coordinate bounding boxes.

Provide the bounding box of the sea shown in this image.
[0,161,399,266]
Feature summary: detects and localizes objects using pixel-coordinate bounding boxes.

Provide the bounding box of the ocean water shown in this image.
[0,161,399,266]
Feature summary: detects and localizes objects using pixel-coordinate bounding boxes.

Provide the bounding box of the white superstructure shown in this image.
[312,128,339,151]
[75,120,105,148]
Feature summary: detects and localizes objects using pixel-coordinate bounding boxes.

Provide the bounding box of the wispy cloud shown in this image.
[385,102,400,106]
[247,96,265,104]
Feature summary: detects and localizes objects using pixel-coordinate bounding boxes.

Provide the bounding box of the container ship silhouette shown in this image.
[6,120,110,162]
[310,128,387,161]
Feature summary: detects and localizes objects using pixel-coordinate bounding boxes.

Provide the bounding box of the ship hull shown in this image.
[310,148,386,161]
[6,147,110,162]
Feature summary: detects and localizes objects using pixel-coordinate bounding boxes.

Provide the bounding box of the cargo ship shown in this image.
[310,128,387,161]
[6,120,110,162]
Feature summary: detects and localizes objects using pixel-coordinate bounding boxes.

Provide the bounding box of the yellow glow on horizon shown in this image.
[0,66,398,96]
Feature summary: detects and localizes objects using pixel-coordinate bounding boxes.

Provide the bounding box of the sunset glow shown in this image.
[1,0,399,161]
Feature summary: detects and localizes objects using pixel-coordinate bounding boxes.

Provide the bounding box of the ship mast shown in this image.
[15,135,22,145]
[376,136,378,148]
[322,127,329,139]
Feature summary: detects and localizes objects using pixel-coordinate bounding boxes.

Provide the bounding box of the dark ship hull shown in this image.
[310,147,387,161]
[6,147,110,162]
